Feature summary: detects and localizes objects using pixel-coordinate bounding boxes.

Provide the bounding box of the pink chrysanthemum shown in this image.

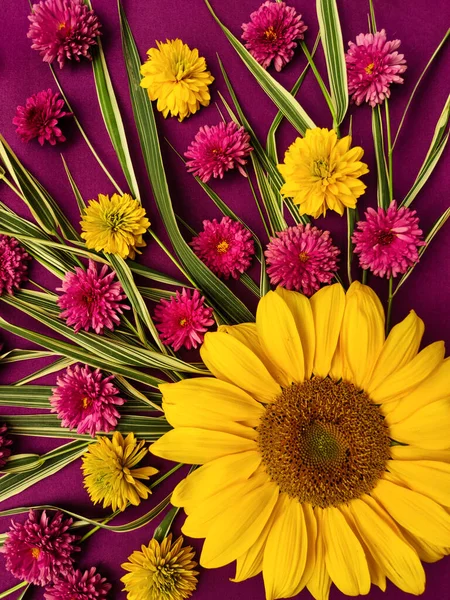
[13,89,72,146]
[241,1,307,71]
[190,217,255,280]
[28,0,101,69]
[44,566,111,600]
[0,235,30,296]
[50,364,125,437]
[185,122,253,183]
[265,224,340,296]
[2,510,79,586]
[0,424,13,469]
[352,200,425,278]
[154,288,214,352]
[346,29,407,107]
[57,260,129,334]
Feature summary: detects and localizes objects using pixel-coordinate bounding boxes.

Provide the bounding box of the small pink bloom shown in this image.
[191,217,255,280]
[154,289,214,352]
[185,122,253,183]
[265,224,340,296]
[28,0,101,69]
[352,200,425,278]
[0,424,13,469]
[44,566,111,599]
[57,260,129,335]
[50,364,125,437]
[13,89,72,145]
[241,1,307,71]
[2,510,79,586]
[0,235,30,295]
[346,29,407,107]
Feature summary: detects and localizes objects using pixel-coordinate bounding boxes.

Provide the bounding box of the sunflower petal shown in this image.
[292,502,318,594]
[387,460,450,507]
[390,445,450,462]
[399,525,448,563]
[387,398,450,449]
[307,509,331,600]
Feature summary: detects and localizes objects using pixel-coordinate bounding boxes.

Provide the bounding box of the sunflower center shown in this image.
[216,240,230,254]
[365,62,375,74]
[299,251,309,263]
[377,230,395,245]
[257,377,391,508]
[264,26,278,41]
[312,159,330,180]
[30,547,41,559]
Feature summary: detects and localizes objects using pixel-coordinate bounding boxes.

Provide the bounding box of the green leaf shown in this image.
[372,106,390,208]
[61,155,86,215]
[13,357,75,386]
[153,504,180,543]
[0,454,45,474]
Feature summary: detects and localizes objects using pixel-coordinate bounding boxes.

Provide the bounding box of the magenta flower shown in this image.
[352,200,425,278]
[185,122,253,183]
[13,89,72,146]
[44,566,111,600]
[57,260,129,335]
[241,1,307,71]
[191,217,255,280]
[0,424,13,469]
[265,224,340,296]
[50,364,125,437]
[346,29,407,107]
[154,289,214,351]
[0,235,30,295]
[28,0,101,69]
[2,510,79,586]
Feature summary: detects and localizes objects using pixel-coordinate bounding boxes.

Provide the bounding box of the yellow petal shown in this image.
[348,497,425,595]
[200,476,279,568]
[275,287,315,378]
[263,495,308,600]
[387,397,450,449]
[160,378,264,429]
[322,505,371,595]
[292,502,318,595]
[310,284,346,378]
[340,281,385,390]
[390,445,450,463]
[368,311,424,393]
[307,509,331,600]
[372,478,450,547]
[399,525,448,563]
[151,428,256,464]
[200,332,281,403]
[370,341,445,404]
[256,291,305,385]
[329,339,343,381]
[387,460,450,507]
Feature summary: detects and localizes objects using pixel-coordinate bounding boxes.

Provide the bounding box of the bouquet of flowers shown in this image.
[0,0,449,598]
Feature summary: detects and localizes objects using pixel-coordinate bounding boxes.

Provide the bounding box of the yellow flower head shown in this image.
[80,193,150,259]
[140,39,214,122]
[121,534,198,600]
[151,283,450,600]
[278,127,369,218]
[81,431,158,512]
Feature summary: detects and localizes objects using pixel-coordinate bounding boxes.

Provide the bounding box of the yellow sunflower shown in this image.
[278,128,369,218]
[151,282,450,600]
[140,39,214,122]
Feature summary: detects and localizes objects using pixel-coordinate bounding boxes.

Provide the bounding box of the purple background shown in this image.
[0,0,449,598]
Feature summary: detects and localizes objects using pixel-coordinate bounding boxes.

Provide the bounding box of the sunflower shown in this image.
[278,128,369,218]
[151,282,450,600]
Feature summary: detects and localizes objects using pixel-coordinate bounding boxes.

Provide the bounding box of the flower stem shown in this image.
[386,276,394,333]
[0,581,28,599]
[385,99,394,201]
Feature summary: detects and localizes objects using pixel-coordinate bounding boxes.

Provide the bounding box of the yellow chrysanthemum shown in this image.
[140,39,214,122]
[278,128,369,218]
[82,432,158,512]
[80,193,150,259]
[121,534,198,600]
[151,283,450,600]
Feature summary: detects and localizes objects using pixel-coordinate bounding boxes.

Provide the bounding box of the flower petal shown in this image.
[387,398,450,449]
[307,509,331,600]
[390,445,450,462]
[292,502,318,595]
[200,332,281,403]
[387,460,450,507]
[399,525,448,563]
[310,284,346,378]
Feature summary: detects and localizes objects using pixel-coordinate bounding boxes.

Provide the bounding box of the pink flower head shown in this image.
[154,288,214,351]
[0,424,13,469]
[57,260,130,335]
[352,200,425,278]
[50,364,125,437]
[13,89,72,146]
[44,566,111,600]
[241,1,307,71]
[185,122,253,183]
[346,29,407,107]
[28,0,101,69]
[191,217,255,280]
[2,510,79,586]
[265,224,340,296]
[0,235,30,295]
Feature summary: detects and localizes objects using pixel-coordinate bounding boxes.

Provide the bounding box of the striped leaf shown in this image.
[316,0,349,125]
[372,106,390,208]
[0,454,45,474]
[61,155,86,214]
[13,357,75,386]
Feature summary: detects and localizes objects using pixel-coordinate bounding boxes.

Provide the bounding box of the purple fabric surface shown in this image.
[0,0,449,598]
